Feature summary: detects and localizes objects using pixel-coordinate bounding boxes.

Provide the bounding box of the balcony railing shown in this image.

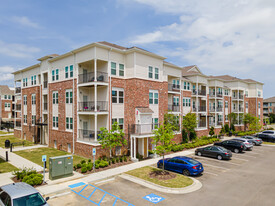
[209,107,215,112]
[209,122,215,127]
[43,81,48,89]
[129,124,159,135]
[15,121,21,128]
[168,84,180,91]
[198,90,206,96]
[78,101,108,112]
[216,93,223,98]
[43,103,48,111]
[15,104,21,111]
[193,106,206,112]
[192,89,197,95]
[209,92,215,97]
[168,104,180,112]
[198,121,206,128]
[78,72,108,84]
[78,129,102,143]
[15,87,21,94]
[216,107,223,112]
[233,94,244,100]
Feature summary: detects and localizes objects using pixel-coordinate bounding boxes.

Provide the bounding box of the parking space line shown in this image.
[235,153,257,158]
[232,157,249,161]
[204,171,218,176]
[190,155,240,166]
[247,151,261,155]
[202,163,230,170]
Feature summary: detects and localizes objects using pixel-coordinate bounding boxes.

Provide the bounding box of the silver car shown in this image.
[0,182,49,206]
[232,138,253,151]
[242,136,263,146]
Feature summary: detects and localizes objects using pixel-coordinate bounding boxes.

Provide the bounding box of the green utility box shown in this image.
[49,155,73,180]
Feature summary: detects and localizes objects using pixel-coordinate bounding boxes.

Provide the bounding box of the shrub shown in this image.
[109,160,111,165]
[76,163,81,169]
[181,129,188,143]
[209,127,215,136]
[120,156,123,162]
[81,160,86,164]
[99,162,105,168]
[87,163,92,171]
[95,164,99,169]
[88,159,91,163]
[81,163,87,168]
[116,157,120,163]
[32,175,43,185]
[81,166,87,173]
[230,124,235,131]
[224,124,230,133]
[22,173,43,186]
[12,168,37,180]
[111,158,115,164]
[123,156,127,162]
[95,160,101,165]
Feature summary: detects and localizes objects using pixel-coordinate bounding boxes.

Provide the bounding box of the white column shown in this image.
[196,81,199,128]
[134,137,136,159]
[94,59,97,82]
[95,114,98,141]
[130,136,133,159]
[147,137,149,158]
[95,85,97,111]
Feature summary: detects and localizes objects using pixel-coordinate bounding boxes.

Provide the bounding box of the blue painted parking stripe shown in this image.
[98,193,106,204]
[88,188,97,199]
[68,182,86,188]
[79,184,88,193]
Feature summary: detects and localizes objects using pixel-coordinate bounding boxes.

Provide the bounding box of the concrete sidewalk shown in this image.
[0,133,14,137]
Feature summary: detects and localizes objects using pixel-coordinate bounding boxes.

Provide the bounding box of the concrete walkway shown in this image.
[0,133,14,137]
[0,172,14,186]
[11,144,47,152]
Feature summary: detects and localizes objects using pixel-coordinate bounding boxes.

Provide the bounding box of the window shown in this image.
[258,91,261,97]
[23,78,28,87]
[245,91,248,97]
[173,96,179,106]
[66,117,73,130]
[218,101,223,108]
[258,102,261,109]
[32,115,36,125]
[4,95,7,99]
[111,62,116,75]
[154,93,158,104]
[31,94,36,105]
[233,103,236,110]
[148,66,153,78]
[155,68,159,79]
[56,69,59,80]
[54,140,57,149]
[187,82,190,90]
[34,75,36,85]
[112,89,124,104]
[24,115,27,124]
[119,91,124,103]
[184,81,186,90]
[5,103,10,108]
[119,64,124,76]
[270,108,272,112]
[31,76,34,85]
[183,98,186,107]
[8,95,11,100]
[225,115,228,121]
[246,102,248,109]
[52,70,55,81]
[66,90,73,104]
[112,118,124,130]
[53,91,58,104]
[115,146,121,156]
[218,114,223,122]
[152,118,159,129]
[149,92,153,104]
[70,65,73,77]
[53,116,58,128]
[173,79,180,89]
[65,66,69,78]
[23,78,25,87]
[23,95,27,105]
[112,90,117,103]
[225,101,228,108]
[270,103,272,107]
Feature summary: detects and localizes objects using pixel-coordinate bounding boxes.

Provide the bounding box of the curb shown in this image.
[119,173,202,194]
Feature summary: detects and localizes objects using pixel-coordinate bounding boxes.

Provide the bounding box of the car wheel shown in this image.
[197,152,202,156]
[234,148,239,153]
[253,142,256,146]
[217,155,223,160]
[158,163,163,169]
[182,169,190,176]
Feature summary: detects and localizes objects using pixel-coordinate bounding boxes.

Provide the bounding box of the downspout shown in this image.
[109,48,112,132]
[72,51,76,154]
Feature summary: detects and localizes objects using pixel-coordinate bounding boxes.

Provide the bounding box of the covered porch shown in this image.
[130,134,154,161]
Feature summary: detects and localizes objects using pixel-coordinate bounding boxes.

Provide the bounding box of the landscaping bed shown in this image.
[0,135,34,148]
[74,156,132,174]
[14,147,88,168]
[125,166,193,188]
[12,168,46,187]
[0,158,18,173]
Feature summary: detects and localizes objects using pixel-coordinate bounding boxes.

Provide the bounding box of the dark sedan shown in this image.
[256,131,275,142]
[195,145,232,160]
[157,156,204,176]
[214,140,245,153]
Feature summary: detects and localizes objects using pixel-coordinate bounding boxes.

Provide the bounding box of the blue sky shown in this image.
[0,0,274,98]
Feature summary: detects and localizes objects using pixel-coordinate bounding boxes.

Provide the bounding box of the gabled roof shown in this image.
[136,107,154,114]
[37,54,59,61]
[98,41,127,50]
[182,65,204,76]
[264,96,275,103]
[208,75,240,81]
[0,85,14,95]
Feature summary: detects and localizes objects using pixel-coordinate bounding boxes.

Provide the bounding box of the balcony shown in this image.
[78,129,102,143]
[209,107,215,112]
[129,124,159,135]
[168,104,180,112]
[198,90,206,96]
[209,92,215,98]
[78,72,108,84]
[43,103,48,111]
[15,104,21,111]
[216,107,223,112]
[15,121,21,128]
[43,81,48,89]
[192,89,197,95]
[216,92,223,98]
[168,84,180,92]
[232,94,244,100]
[15,87,21,94]
[198,121,206,128]
[78,101,108,112]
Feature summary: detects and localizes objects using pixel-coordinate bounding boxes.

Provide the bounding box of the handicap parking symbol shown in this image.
[143,193,165,204]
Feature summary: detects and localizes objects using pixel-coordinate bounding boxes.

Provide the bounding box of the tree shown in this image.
[209,126,215,137]
[151,120,175,172]
[228,112,238,128]
[243,113,255,131]
[182,112,197,141]
[98,122,127,158]
[249,116,262,131]
[164,113,179,131]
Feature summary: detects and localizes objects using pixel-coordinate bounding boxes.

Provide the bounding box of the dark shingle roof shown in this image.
[264,96,275,103]
[0,85,13,95]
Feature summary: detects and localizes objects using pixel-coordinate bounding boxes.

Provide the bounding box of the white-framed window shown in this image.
[31,94,36,105]
[183,81,190,90]
[23,95,27,105]
[52,70,55,81]
[56,69,59,80]
[4,95,7,99]
[218,101,223,108]
[53,116,58,128]
[23,78,28,87]
[112,88,124,104]
[111,62,116,75]
[148,66,153,79]
[225,115,228,121]
[32,115,36,125]
[246,102,248,109]
[173,96,179,106]
[152,118,159,128]
[70,65,73,77]
[269,108,272,112]
[183,98,191,107]
[270,103,272,107]
[53,91,58,104]
[218,114,223,122]
[233,103,236,110]
[65,66,69,78]
[31,75,36,85]
[149,91,158,105]
[225,101,228,108]
[155,68,159,79]
[258,102,261,109]
[8,95,11,100]
[258,91,261,97]
[112,118,124,130]
[119,64,124,77]
[66,117,73,130]
[173,79,180,89]
[5,103,10,108]
[66,90,73,104]
[24,115,27,124]
[245,91,248,97]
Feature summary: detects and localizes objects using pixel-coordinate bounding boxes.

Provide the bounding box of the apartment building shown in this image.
[263,96,275,116]
[12,41,263,160]
[0,85,14,125]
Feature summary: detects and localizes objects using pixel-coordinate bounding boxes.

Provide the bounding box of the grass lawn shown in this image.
[125,166,193,188]
[0,135,34,148]
[262,142,275,145]
[0,131,9,135]
[0,158,18,173]
[14,147,88,168]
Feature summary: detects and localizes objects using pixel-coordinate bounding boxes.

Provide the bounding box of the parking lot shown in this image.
[48,145,275,206]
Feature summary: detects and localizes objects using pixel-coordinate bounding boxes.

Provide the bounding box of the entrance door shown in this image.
[83,69,88,83]
[83,96,88,110]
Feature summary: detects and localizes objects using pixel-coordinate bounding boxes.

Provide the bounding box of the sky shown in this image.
[0,0,274,98]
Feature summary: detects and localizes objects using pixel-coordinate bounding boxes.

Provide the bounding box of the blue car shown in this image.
[157,156,204,176]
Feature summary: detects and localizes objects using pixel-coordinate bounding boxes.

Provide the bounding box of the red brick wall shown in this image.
[1,99,13,118]
[196,129,209,137]
[248,97,263,125]
[14,129,21,138]
[172,133,182,144]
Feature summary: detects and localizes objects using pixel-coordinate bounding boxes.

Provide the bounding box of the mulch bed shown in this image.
[11,176,47,188]
[75,160,133,174]
[149,170,176,180]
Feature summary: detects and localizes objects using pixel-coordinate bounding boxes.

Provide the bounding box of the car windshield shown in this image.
[13,193,46,206]
[186,159,200,165]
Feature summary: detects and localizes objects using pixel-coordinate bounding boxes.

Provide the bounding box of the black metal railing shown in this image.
[216,93,223,98]
[198,106,206,112]
[239,94,244,99]
[78,72,108,84]
[209,92,215,97]
[198,121,206,128]
[168,84,180,91]
[192,89,197,95]
[43,81,48,89]
[129,124,159,135]
[209,107,215,112]
[168,104,180,112]
[216,107,223,112]
[78,129,102,143]
[43,103,48,111]
[15,104,21,111]
[78,101,108,112]
[15,87,21,94]
[198,90,206,96]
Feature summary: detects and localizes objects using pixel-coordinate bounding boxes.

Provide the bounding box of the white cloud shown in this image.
[0,66,15,82]
[11,16,41,29]
[0,41,40,58]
